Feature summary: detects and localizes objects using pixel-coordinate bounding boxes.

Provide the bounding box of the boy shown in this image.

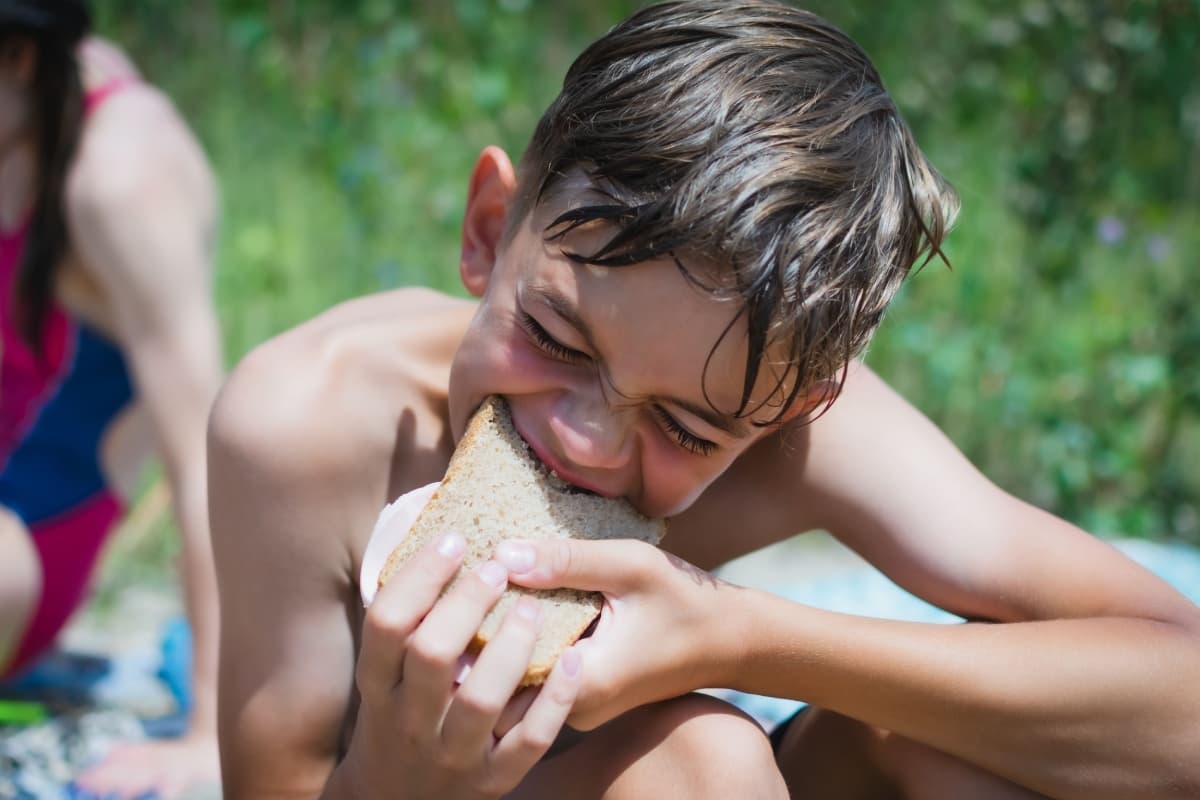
[209,2,1200,798]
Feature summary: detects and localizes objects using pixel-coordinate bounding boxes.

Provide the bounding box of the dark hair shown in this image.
[0,0,91,349]
[509,0,958,423]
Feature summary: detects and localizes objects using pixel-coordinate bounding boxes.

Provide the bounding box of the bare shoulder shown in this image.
[723,360,974,537]
[210,289,470,546]
[797,360,983,526]
[211,289,461,479]
[65,72,215,236]
[667,362,935,568]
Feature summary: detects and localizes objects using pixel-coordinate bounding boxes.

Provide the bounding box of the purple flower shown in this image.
[1095,215,1126,244]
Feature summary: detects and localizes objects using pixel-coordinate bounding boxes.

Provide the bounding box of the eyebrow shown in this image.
[526,282,752,439]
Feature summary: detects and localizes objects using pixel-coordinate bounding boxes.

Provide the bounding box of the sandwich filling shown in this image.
[359,481,439,608]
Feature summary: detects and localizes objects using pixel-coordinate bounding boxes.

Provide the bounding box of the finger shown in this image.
[398,560,510,727]
[357,532,467,699]
[489,646,582,786]
[493,685,539,740]
[440,596,542,755]
[495,537,656,593]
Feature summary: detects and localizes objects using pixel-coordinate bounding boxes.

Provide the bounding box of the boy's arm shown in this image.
[209,331,579,800]
[505,362,1199,798]
[735,364,1200,798]
[208,341,371,797]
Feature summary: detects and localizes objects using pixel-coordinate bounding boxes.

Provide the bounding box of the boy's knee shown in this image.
[526,694,786,799]
[655,693,771,755]
[630,694,787,799]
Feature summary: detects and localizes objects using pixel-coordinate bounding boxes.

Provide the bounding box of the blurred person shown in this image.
[0,0,221,796]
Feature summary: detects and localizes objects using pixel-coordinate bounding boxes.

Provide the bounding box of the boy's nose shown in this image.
[547,391,632,475]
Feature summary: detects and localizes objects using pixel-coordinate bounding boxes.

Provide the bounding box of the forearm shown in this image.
[726,587,1200,799]
[175,475,220,736]
[135,335,223,736]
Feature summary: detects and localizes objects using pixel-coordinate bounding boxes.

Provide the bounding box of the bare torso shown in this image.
[274,286,812,755]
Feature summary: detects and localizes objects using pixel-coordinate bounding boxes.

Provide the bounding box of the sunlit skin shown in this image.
[448,174,809,520]
[210,146,1200,799]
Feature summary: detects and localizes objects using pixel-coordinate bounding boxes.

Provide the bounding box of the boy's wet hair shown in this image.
[508,0,959,424]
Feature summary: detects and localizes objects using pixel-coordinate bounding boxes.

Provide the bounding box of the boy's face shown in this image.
[449,154,806,519]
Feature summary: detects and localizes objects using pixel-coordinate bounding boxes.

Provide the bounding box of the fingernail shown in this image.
[478,561,508,588]
[561,647,581,677]
[497,541,535,573]
[438,532,465,559]
[515,596,541,622]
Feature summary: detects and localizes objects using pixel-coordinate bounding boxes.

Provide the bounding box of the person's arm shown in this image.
[503,363,1200,799]
[209,324,581,799]
[207,340,369,796]
[66,86,223,746]
[733,364,1200,798]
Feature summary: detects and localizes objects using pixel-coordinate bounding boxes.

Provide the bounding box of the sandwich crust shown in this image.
[378,396,666,685]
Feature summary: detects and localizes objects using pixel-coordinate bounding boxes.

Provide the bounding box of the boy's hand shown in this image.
[343,533,582,800]
[497,538,731,731]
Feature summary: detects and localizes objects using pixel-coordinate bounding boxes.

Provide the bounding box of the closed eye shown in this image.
[653,406,718,457]
[520,311,589,364]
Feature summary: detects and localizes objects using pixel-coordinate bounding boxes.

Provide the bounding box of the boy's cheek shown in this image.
[637,445,736,519]
[459,323,584,394]
[461,342,554,396]
[454,321,522,383]
[450,351,556,440]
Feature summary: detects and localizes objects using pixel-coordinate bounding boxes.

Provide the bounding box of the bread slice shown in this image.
[377,396,666,686]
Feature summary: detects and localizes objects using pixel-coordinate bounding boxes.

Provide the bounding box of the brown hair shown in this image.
[509,0,958,422]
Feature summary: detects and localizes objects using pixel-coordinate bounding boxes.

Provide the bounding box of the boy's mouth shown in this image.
[510,417,608,498]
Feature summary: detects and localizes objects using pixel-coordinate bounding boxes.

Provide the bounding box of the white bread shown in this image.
[378,396,666,686]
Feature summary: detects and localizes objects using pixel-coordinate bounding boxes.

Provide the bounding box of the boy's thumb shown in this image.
[495,538,651,592]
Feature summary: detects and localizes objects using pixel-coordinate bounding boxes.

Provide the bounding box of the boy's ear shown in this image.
[460,146,517,298]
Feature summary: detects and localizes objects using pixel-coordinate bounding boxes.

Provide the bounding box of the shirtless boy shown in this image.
[209,2,1200,798]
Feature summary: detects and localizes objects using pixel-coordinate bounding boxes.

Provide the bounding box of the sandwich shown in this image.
[371,396,666,686]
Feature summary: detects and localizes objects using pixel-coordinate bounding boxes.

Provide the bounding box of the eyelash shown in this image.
[653,406,718,456]
[519,310,718,457]
[520,312,588,363]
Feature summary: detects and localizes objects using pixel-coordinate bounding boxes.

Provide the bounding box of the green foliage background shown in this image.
[93,0,1199,547]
